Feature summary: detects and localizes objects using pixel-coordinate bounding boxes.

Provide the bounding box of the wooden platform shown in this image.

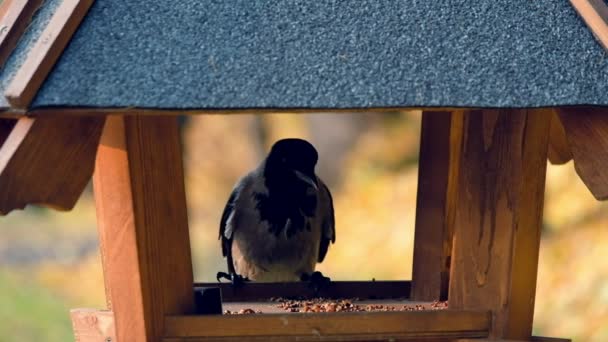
[72,305,490,342]
[221,299,444,314]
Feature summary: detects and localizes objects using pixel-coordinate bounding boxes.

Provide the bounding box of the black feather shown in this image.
[219,185,240,274]
[318,182,335,263]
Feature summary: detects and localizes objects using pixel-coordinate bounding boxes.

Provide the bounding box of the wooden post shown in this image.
[547,110,572,165]
[411,111,463,301]
[449,110,551,339]
[93,115,195,342]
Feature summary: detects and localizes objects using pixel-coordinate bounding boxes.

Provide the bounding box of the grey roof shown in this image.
[5,0,608,110]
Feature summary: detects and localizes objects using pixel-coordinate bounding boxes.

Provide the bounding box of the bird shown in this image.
[216,138,335,288]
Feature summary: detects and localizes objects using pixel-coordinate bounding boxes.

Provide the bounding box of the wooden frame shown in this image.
[547,110,572,165]
[164,310,490,341]
[570,0,608,51]
[0,0,601,339]
[411,111,463,301]
[558,107,608,200]
[93,115,195,342]
[0,0,46,68]
[0,115,104,214]
[5,0,94,109]
[449,109,550,339]
[0,109,586,341]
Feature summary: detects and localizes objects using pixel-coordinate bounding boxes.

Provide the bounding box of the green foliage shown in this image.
[0,271,72,342]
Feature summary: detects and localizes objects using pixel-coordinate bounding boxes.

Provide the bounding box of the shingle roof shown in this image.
[2,0,608,111]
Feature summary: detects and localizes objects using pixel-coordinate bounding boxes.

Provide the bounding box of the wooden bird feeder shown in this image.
[1,0,607,341]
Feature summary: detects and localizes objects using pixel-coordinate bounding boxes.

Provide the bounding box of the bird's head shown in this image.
[264,138,319,192]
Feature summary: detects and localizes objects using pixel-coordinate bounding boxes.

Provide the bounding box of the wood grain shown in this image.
[547,110,572,165]
[197,281,410,302]
[411,111,463,301]
[570,0,608,51]
[0,0,45,68]
[558,107,608,200]
[164,310,490,340]
[71,309,116,342]
[0,115,104,214]
[448,110,551,339]
[93,115,195,342]
[4,0,94,109]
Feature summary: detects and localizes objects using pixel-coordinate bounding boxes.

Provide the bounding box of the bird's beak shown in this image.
[294,170,318,191]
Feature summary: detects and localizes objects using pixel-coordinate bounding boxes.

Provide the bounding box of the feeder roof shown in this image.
[1,0,608,112]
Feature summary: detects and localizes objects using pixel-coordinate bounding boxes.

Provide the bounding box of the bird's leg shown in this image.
[300,271,331,295]
[216,271,249,288]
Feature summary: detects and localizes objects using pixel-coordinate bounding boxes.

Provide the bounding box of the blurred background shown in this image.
[0,112,607,341]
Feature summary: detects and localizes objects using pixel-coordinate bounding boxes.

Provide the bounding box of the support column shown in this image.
[448,109,550,339]
[93,115,195,342]
[411,111,463,301]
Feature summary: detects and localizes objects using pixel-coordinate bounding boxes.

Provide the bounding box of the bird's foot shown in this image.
[216,271,249,288]
[301,271,331,295]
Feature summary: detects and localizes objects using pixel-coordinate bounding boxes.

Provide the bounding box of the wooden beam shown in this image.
[0,115,104,214]
[93,115,195,342]
[558,107,608,200]
[458,337,570,342]
[4,0,94,109]
[570,0,608,51]
[448,110,551,339]
[0,0,45,68]
[411,111,463,301]
[71,309,116,342]
[25,106,480,117]
[196,281,410,302]
[547,110,572,165]
[164,310,490,341]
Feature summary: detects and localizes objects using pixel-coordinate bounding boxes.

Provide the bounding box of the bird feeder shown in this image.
[1,0,606,341]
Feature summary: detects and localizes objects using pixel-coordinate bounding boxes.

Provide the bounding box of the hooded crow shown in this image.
[217,138,335,286]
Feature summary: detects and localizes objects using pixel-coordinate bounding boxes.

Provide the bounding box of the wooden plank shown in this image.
[448,110,551,339]
[411,111,463,301]
[558,107,608,200]
[93,115,195,342]
[71,309,116,342]
[4,0,94,109]
[547,110,572,165]
[164,310,490,340]
[164,339,458,342]
[0,0,46,68]
[26,106,479,117]
[0,115,104,214]
[196,281,410,302]
[570,0,608,51]
[458,337,570,342]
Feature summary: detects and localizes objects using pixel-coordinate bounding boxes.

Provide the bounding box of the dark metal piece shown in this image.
[194,287,223,315]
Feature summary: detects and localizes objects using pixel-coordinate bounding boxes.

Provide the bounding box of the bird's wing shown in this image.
[219,175,251,273]
[317,179,335,263]
[219,187,238,257]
